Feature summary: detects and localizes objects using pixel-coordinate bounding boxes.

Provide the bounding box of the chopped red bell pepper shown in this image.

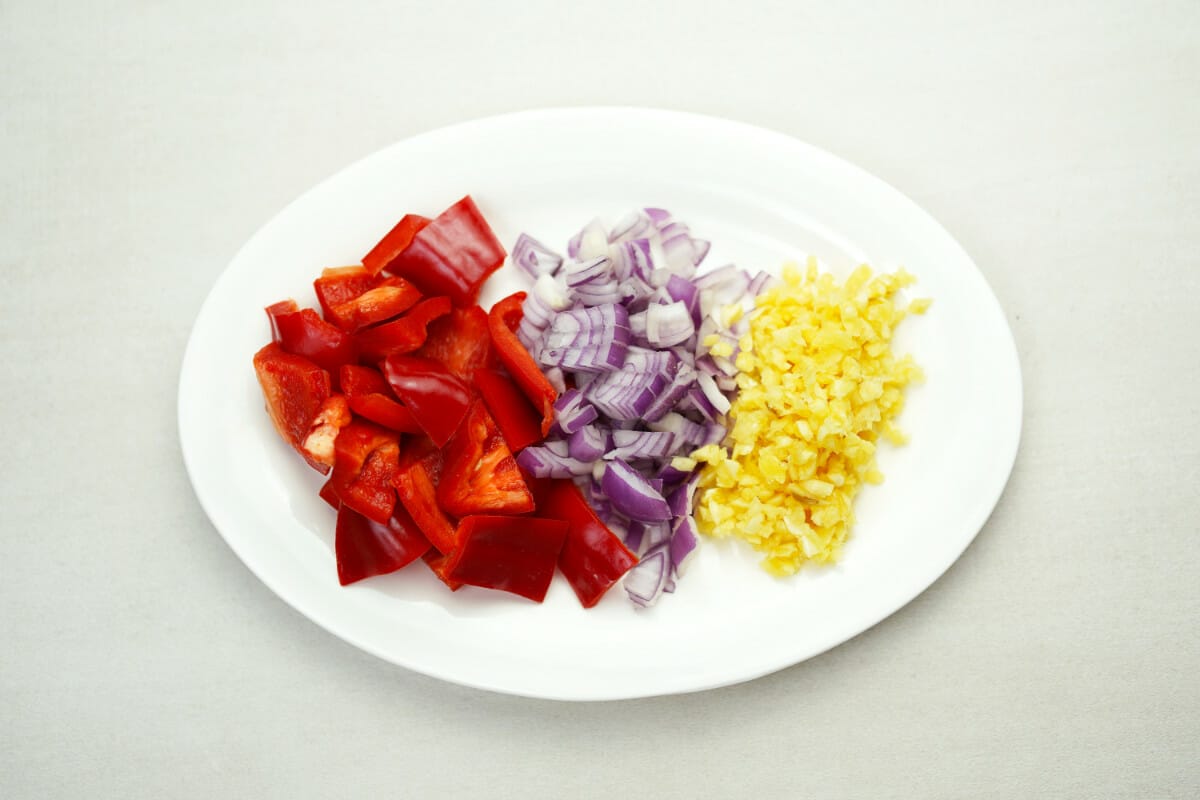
[421,549,463,591]
[488,292,558,435]
[437,401,534,518]
[319,477,341,509]
[355,296,452,362]
[313,266,380,322]
[533,478,638,608]
[335,502,431,585]
[265,299,299,342]
[394,438,458,554]
[385,196,506,307]
[339,365,420,433]
[271,306,356,376]
[442,515,569,602]
[363,214,432,276]
[331,421,400,524]
[381,355,472,447]
[473,368,543,452]
[329,277,423,333]
[413,305,495,382]
[252,343,350,473]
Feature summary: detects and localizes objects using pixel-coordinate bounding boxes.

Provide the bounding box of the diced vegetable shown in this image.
[335,502,430,585]
[381,355,472,447]
[437,401,534,517]
[383,196,505,307]
[442,515,569,602]
[473,368,542,452]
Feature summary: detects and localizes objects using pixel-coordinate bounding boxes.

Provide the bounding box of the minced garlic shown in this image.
[692,259,928,575]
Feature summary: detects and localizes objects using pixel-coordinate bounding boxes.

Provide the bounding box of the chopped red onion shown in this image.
[697,372,732,414]
[648,412,708,447]
[512,233,563,279]
[644,301,695,347]
[568,424,610,462]
[608,210,651,243]
[552,389,599,435]
[748,269,774,296]
[624,521,645,553]
[606,430,675,462]
[601,459,671,522]
[624,544,669,608]
[670,516,699,574]
[516,446,593,478]
[564,256,612,288]
[533,273,570,311]
[568,218,608,260]
[513,208,762,606]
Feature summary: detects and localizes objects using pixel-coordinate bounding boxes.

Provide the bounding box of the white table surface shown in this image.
[3,1,1197,797]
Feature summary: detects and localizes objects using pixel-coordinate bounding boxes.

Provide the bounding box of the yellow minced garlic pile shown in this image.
[683,259,929,576]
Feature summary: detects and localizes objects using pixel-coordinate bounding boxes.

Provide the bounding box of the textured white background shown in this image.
[3,1,1198,797]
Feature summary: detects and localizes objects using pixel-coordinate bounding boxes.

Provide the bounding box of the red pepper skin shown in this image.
[437,401,535,518]
[488,292,558,435]
[272,307,357,376]
[319,477,341,509]
[386,196,506,307]
[355,296,452,362]
[421,549,463,591]
[381,355,472,447]
[364,214,432,276]
[394,438,458,554]
[313,266,379,322]
[335,502,431,585]
[331,421,400,524]
[265,299,299,342]
[330,277,422,333]
[339,365,421,433]
[533,479,638,608]
[252,343,350,473]
[414,305,495,382]
[443,515,569,602]
[473,368,543,452]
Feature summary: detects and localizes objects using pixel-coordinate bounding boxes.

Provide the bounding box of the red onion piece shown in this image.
[601,459,671,522]
[512,233,563,279]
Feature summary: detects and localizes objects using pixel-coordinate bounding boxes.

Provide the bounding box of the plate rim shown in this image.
[178,106,1023,701]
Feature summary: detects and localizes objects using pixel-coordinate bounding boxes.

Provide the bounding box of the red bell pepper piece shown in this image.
[271,307,356,376]
[329,277,423,333]
[413,305,495,382]
[381,355,472,447]
[339,365,420,433]
[473,368,543,452]
[393,438,457,554]
[363,214,432,276]
[437,401,534,518]
[422,549,463,591]
[355,296,452,362]
[533,479,638,608]
[265,299,299,342]
[335,501,431,585]
[488,292,558,435]
[252,343,351,474]
[319,477,341,509]
[331,421,400,524]
[313,266,379,322]
[442,515,569,602]
[385,196,506,307]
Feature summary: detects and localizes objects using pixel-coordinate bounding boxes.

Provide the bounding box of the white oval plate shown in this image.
[179,108,1021,701]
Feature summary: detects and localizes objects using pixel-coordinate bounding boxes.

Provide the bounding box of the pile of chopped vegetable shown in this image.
[509,210,769,606]
[252,196,636,606]
[691,259,929,574]
[253,195,930,610]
